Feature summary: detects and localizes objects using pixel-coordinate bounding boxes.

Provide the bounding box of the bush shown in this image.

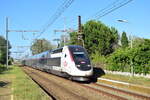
[0,64,7,73]
[131,46,150,75]
[91,51,107,69]
[106,39,150,75]
[106,48,130,72]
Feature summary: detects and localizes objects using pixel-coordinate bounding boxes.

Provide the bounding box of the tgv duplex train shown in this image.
[22,45,93,81]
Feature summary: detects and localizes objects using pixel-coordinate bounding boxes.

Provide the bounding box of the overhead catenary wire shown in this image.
[36,0,75,39]
[91,0,121,19]
[37,0,133,39]
[92,0,133,20]
[69,0,133,29]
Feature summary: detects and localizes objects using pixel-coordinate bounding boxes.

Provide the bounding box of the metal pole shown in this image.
[130,35,134,76]
[78,15,84,47]
[78,16,81,33]
[117,19,134,76]
[64,17,66,46]
[6,17,9,69]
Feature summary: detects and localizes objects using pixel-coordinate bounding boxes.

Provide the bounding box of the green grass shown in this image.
[101,73,150,87]
[0,65,50,100]
[99,73,150,95]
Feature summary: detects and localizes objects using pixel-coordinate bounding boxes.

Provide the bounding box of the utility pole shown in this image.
[117,19,134,76]
[129,35,133,76]
[40,40,43,53]
[5,17,39,68]
[54,28,75,46]
[77,15,84,47]
[54,29,67,46]
[6,17,9,69]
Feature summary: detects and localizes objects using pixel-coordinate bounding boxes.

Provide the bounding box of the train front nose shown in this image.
[75,60,92,71]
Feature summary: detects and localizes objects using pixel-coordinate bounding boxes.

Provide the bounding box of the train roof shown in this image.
[67,45,83,48]
[25,45,84,59]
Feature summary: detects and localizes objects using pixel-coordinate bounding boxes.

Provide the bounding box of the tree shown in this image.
[121,31,129,48]
[83,20,119,56]
[0,36,11,64]
[31,39,54,55]
[69,20,119,56]
[132,36,144,48]
[69,32,78,45]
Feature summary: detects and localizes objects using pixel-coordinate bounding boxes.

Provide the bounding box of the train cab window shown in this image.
[73,52,87,60]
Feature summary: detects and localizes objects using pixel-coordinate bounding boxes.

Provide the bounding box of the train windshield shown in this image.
[69,46,90,65]
[69,46,91,70]
[73,52,87,60]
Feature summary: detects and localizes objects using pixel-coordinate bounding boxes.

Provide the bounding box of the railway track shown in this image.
[22,66,150,100]
[91,83,150,100]
[81,83,150,100]
[23,67,87,100]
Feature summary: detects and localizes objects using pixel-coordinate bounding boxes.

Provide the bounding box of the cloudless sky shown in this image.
[0,0,150,58]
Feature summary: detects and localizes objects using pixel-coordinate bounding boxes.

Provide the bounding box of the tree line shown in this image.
[0,36,12,73]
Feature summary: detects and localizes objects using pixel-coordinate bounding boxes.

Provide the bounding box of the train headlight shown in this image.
[76,65,81,67]
[87,65,91,67]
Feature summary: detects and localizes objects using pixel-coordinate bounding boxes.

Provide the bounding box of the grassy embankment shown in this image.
[0,65,50,100]
[101,73,150,87]
[99,73,150,95]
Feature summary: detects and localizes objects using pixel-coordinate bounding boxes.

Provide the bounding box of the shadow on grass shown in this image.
[0,81,10,87]
[91,67,105,83]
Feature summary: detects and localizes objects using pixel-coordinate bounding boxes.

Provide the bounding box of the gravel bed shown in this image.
[24,67,119,100]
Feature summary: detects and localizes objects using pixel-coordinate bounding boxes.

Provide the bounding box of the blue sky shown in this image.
[0,0,150,58]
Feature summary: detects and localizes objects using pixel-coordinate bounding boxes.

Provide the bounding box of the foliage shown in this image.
[69,20,150,75]
[121,31,129,48]
[107,39,150,75]
[0,64,7,73]
[91,51,107,69]
[83,20,119,55]
[131,39,150,75]
[31,39,54,55]
[132,36,145,48]
[106,48,130,72]
[69,32,78,45]
[69,20,119,56]
[9,57,14,65]
[0,36,11,64]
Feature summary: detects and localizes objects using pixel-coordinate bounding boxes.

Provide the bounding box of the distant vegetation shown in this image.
[69,20,150,75]
[0,36,12,72]
[30,38,55,55]
[0,64,7,73]
[0,36,11,64]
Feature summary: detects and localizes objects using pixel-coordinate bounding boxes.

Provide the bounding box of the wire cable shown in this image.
[36,0,75,38]
[90,0,133,20]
